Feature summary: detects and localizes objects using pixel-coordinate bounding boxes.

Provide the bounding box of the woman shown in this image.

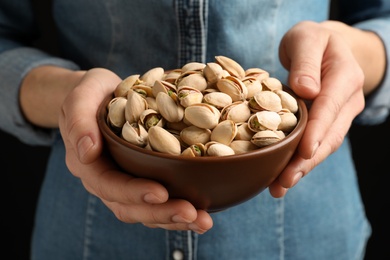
[0,0,389,259]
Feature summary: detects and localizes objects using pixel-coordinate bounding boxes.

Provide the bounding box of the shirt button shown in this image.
[172,249,184,260]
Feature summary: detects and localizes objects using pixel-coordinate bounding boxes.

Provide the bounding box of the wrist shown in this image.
[20,65,86,128]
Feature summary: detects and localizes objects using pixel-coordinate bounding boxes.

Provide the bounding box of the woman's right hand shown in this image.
[56,68,213,234]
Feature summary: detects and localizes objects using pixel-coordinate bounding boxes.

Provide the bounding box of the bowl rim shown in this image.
[97,86,308,162]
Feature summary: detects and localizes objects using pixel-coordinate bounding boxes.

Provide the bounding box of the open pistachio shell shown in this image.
[148,126,181,155]
[121,121,148,147]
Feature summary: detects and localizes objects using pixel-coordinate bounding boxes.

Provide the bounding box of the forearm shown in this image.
[322,21,386,95]
[20,66,86,128]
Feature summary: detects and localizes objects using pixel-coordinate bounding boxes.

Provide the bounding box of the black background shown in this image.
[3,0,389,259]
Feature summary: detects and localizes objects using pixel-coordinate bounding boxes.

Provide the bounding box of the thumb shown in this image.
[59,68,122,164]
[279,21,326,99]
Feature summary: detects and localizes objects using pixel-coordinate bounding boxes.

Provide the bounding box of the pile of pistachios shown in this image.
[106,56,299,157]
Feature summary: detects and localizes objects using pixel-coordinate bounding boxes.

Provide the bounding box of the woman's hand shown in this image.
[269,21,385,197]
[58,68,213,233]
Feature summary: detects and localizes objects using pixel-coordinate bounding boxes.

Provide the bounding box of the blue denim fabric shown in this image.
[32,132,369,260]
[0,0,384,259]
[0,0,389,146]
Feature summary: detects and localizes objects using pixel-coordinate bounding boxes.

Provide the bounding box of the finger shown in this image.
[66,150,169,205]
[106,199,197,224]
[276,90,364,189]
[59,68,122,164]
[144,209,214,234]
[279,21,325,99]
[297,46,364,160]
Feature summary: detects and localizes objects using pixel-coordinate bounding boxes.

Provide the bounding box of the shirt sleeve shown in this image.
[0,48,79,146]
[353,18,390,125]
[0,1,80,146]
[338,0,390,125]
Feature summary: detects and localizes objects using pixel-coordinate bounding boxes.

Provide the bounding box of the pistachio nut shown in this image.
[181,143,207,157]
[176,71,208,91]
[216,75,248,102]
[248,90,282,112]
[155,92,184,123]
[215,55,245,79]
[248,111,281,132]
[184,103,221,129]
[277,110,298,133]
[140,67,165,86]
[229,140,258,154]
[205,141,235,157]
[139,109,164,131]
[107,96,127,131]
[251,130,284,147]
[114,74,141,97]
[235,122,254,141]
[125,89,148,123]
[203,91,233,110]
[274,89,298,113]
[262,77,283,91]
[121,121,148,147]
[147,126,181,155]
[210,120,237,145]
[177,86,204,107]
[180,125,211,146]
[220,101,251,123]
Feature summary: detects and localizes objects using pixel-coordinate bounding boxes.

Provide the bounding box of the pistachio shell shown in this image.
[262,77,283,91]
[121,121,148,147]
[177,86,204,107]
[148,126,181,155]
[131,84,153,98]
[242,76,263,99]
[184,103,220,129]
[275,89,298,113]
[215,55,245,79]
[114,74,141,97]
[181,143,206,157]
[176,72,208,91]
[210,120,237,145]
[107,96,127,130]
[220,101,251,123]
[277,110,297,132]
[140,67,165,86]
[251,130,283,147]
[229,140,258,154]
[203,62,224,87]
[248,111,281,131]
[245,68,269,82]
[139,109,164,131]
[180,125,211,146]
[163,69,182,84]
[203,91,233,110]
[216,76,248,102]
[249,90,282,112]
[152,80,177,99]
[205,141,235,156]
[125,90,148,123]
[155,92,184,123]
[181,62,206,72]
[235,122,254,141]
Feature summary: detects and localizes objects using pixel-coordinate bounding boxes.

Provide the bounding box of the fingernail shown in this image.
[188,223,205,234]
[298,76,317,90]
[77,135,94,161]
[311,142,319,158]
[292,172,303,187]
[172,215,192,224]
[143,193,164,204]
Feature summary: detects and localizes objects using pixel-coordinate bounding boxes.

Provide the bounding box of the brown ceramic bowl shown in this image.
[97,88,307,212]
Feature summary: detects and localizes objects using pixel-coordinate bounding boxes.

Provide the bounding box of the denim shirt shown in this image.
[0,0,389,145]
[0,1,387,259]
